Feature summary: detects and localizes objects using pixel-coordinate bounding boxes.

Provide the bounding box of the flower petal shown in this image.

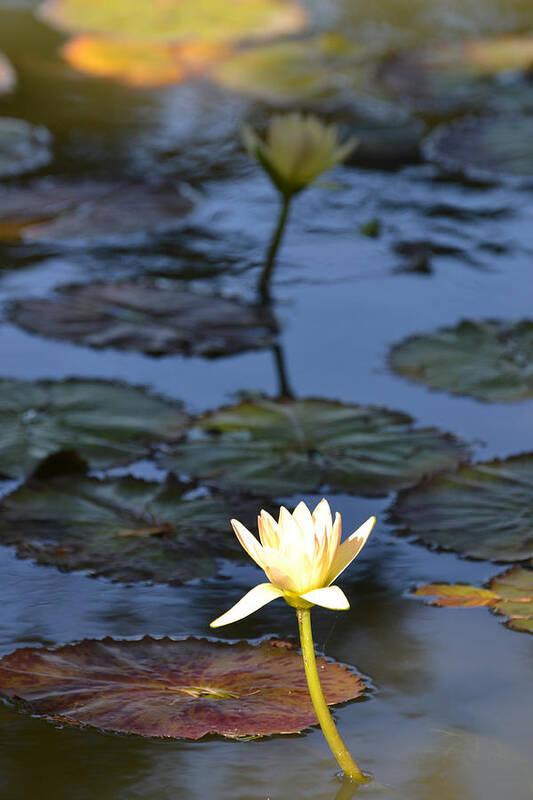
[292,501,313,537]
[300,585,350,610]
[230,518,265,570]
[210,583,284,628]
[312,498,333,535]
[327,516,375,584]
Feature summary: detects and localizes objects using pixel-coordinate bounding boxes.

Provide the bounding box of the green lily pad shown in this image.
[157,398,468,497]
[0,474,268,583]
[0,636,365,738]
[0,53,15,96]
[39,0,307,43]
[9,280,278,357]
[424,115,533,183]
[389,320,533,403]
[391,453,533,562]
[0,118,53,179]
[0,178,193,244]
[414,566,533,634]
[0,378,187,480]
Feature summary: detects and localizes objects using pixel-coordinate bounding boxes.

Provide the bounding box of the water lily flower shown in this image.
[211,499,375,627]
[243,113,357,198]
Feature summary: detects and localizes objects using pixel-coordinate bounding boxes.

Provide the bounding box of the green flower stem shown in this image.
[259,195,291,303]
[297,607,369,784]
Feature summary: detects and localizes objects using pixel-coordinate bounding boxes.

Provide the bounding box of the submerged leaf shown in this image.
[389,319,533,403]
[0,118,52,179]
[391,453,533,562]
[157,398,468,496]
[0,475,266,583]
[414,584,497,607]
[0,378,187,479]
[0,637,366,737]
[9,280,278,357]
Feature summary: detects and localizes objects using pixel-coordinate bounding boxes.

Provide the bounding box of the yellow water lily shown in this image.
[243,112,357,198]
[211,499,375,627]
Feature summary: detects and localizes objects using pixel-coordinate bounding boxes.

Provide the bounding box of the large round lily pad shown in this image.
[0,474,267,583]
[0,636,365,738]
[39,0,307,43]
[391,453,533,562]
[157,398,468,497]
[0,179,193,244]
[389,320,533,403]
[0,119,53,179]
[9,280,278,357]
[0,53,15,96]
[0,378,187,480]
[424,115,533,183]
[414,566,533,634]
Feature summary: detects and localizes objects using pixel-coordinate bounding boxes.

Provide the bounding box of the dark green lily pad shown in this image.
[0,474,269,583]
[389,320,533,403]
[157,398,468,497]
[424,115,533,183]
[0,636,365,738]
[0,378,187,480]
[414,566,533,634]
[0,53,15,96]
[391,453,533,562]
[0,118,53,179]
[9,280,278,357]
[0,178,193,244]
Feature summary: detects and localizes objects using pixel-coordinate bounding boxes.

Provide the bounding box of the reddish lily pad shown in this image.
[0,118,52,179]
[0,178,193,245]
[0,53,15,96]
[391,453,533,562]
[414,566,533,634]
[9,280,278,357]
[0,474,265,583]
[157,398,468,497]
[0,636,366,738]
[0,378,187,480]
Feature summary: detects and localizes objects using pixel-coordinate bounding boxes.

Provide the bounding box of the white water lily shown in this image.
[210,499,375,627]
[243,113,357,198]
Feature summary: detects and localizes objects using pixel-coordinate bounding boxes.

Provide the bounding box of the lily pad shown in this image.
[62,36,230,88]
[0,178,194,244]
[414,566,533,634]
[0,118,53,179]
[157,398,468,497]
[424,115,533,183]
[0,52,15,96]
[0,474,267,583]
[9,280,278,357]
[0,378,187,479]
[39,0,307,43]
[391,453,533,562]
[389,320,533,403]
[0,636,365,738]
[381,35,533,116]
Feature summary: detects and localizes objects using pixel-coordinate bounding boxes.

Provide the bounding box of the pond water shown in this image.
[1,2,533,799]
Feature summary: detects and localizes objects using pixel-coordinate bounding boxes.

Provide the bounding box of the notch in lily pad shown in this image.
[413,567,533,635]
[157,397,469,497]
[390,452,533,563]
[0,636,366,738]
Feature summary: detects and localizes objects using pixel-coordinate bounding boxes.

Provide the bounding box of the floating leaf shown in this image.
[0,118,53,179]
[0,636,365,737]
[0,179,193,244]
[157,398,468,497]
[9,280,278,357]
[39,0,307,43]
[0,474,268,583]
[391,453,533,562]
[62,36,230,88]
[414,567,533,634]
[0,378,187,479]
[389,320,533,403]
[424,115,533,183]
[0,52,15,96]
